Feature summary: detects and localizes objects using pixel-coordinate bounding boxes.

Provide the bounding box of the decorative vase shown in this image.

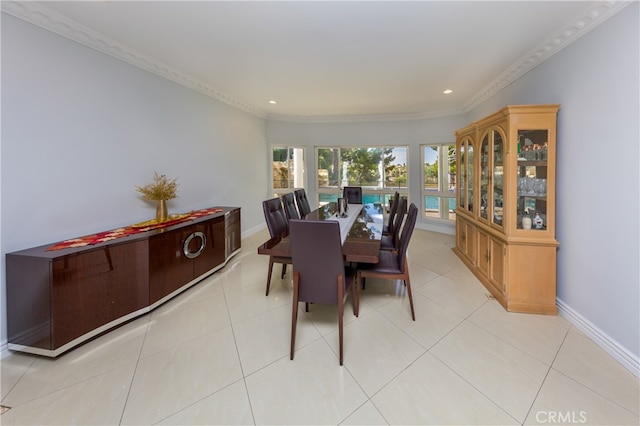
[533,212,544,229]
[522,213,532,230]
[156,199,168,222]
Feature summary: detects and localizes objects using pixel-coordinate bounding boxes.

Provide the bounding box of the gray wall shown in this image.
[1,14,268,348]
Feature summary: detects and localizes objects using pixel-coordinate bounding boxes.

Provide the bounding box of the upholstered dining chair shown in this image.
[383,191,400,236]
[342,186,363,204]
[294,188,311,217]
[356,203,418,321]
[380,196,407,252]
[289,219,358,366]
[262,197,292,296]
[281,192,300,222]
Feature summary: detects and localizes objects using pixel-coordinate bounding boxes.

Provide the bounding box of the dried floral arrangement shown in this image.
[135,172,179,201]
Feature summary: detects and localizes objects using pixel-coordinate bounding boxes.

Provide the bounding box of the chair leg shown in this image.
[354,272,361,318]
[281,263,287,279]
[290,272,300,360]
[351,276,359,317]
[266,257,275,296]
[404,260,415,321]
[337,275,344,366]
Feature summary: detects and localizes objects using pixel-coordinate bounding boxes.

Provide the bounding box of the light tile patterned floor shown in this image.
[1,228,638,425]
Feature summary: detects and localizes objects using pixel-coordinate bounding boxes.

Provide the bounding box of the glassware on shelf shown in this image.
[537,178,547,196]
[520,143,550,162]
[493,207,503,224]
[518,177,547,197]
[480,193,488,219]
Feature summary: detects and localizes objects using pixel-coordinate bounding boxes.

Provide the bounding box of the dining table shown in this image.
[257,202,384,264]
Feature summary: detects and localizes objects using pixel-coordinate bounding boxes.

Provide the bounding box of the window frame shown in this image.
[421,143,457,221]
[270,145,306,197]
[315,145,409,207]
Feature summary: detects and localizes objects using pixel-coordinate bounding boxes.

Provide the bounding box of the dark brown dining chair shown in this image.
[262,197,292,296]
[383,191,400,236]
[357,203,418,321]
[380,196,407,252]
[289,219,358,365]
[281,192,300,222]
[294,188,311,217]
[342,186,363,204]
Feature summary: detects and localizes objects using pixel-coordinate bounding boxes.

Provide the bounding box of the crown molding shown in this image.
[2,1,632,124]
[1,1,268,119]
[463,1,633,112]
[267,106,467,124]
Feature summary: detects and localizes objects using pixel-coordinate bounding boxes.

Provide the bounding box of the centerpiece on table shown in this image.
[135,172,179,222]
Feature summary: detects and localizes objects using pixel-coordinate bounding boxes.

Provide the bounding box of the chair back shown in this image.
[342,186,363,204]
[391,196,408,245]
[397,203,418,272]
[262,197,288,238]
[289,220,345,305]
[281,192,300,221]
[294,189,312,217]
[387,191,400,233]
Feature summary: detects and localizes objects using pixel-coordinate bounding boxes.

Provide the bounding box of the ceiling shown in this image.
[4,1,626,121]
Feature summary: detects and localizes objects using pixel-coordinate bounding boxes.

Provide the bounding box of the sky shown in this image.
[392,147,407,165]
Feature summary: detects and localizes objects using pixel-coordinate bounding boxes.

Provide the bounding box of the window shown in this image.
[316,146,408,206]
[422,144,456,220]
[271,146,305,197]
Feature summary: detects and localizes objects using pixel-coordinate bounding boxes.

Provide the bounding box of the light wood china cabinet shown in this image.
[453,105,560,314]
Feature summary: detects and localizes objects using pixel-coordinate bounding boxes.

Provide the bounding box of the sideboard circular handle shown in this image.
[183,231,206,259]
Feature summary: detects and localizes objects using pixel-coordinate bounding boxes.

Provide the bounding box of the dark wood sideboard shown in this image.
[6,207,241,357]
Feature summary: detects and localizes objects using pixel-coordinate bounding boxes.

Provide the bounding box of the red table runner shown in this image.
[46,208,223,251]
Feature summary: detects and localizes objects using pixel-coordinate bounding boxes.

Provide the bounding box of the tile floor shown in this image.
[1,228,638,425]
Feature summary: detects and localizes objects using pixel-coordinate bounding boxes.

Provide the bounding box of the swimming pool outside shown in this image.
[319,193,456,215]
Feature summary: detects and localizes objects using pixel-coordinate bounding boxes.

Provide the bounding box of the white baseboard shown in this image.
[1,340,9,359]
[557,298,639,378]
[241,223,265,239]
[416,221,455,235]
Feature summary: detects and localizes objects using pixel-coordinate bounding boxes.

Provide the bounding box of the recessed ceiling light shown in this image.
[268,100,277,104]
[443,89,453,94]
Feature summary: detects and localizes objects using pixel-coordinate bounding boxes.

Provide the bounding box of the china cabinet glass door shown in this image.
[458,137,474,213]
[517,130,549,230]
[478,129,504,229]
[459,143,466,210]
[492,130,504,228]
[479,136,489,220]
[468,143,474,212]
